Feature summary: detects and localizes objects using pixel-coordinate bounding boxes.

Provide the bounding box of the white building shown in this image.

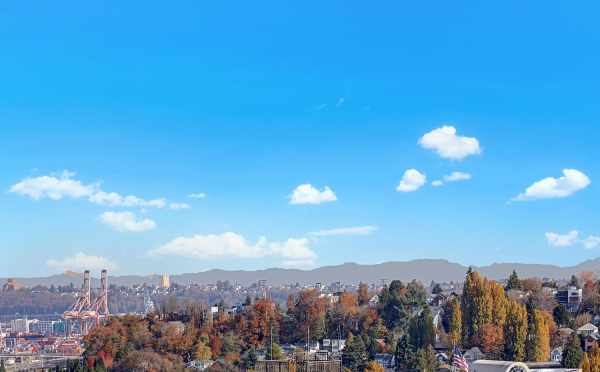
[10,318,29,333]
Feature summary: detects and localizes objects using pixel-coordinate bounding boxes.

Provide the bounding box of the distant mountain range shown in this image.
[4,258,600,288]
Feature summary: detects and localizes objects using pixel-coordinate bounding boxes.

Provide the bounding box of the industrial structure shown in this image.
[63,269,109,335]
[159,273,170,289]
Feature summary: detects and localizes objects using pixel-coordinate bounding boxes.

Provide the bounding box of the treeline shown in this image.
[81,269,600,371]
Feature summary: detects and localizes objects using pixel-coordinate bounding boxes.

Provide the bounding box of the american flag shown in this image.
[452,346,469,371]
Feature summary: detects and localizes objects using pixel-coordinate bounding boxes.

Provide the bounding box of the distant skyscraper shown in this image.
[160,273,170,289]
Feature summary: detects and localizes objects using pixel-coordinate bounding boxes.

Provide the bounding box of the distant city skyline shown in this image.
[1,1,599,276]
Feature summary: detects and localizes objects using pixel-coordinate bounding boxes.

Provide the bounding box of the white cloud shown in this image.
[281,259,316,269]
[10,170,96,200]
[396,169,426,192]
[583,236,600,250]
[513,169,591,201]
[150,232,317,266]
[444,171,472,182]
[47,252,118,272]
[310,225,378,237]
[99,211,157,232]
[89,191,166,208]
[546,230,579,247]
[10,171,170,209]
[188,193,206,199]
[289,184,337,205]
[418,126,481,160]
[270,238,316,261]
[151,232,268,259]
[432,171,472,187]
[169,202,191,210]
[336,97,345,107]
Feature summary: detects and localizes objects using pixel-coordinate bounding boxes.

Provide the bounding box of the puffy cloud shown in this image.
[270,238,316,261]
[583,236,600,250]
[545,230,579,247]
[188,193,206,199]
[47,252,118,272]
[169,202,191,210]
[151,232,266,259]
[513,169,591,201]
[99,211,157,232]
[150,232,317,266]
[11,171,171,209]
[432,171,472,187]
[418,126,481,160]
[10,170,95,200]
[310,225,378,237]
[396,169,426,192]
[289,184,337,205]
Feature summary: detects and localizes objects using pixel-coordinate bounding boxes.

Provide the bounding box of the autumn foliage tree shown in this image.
[461,268,508,347]
[525,303,552,362]
[503,299,528,361]
[448,297,462,347]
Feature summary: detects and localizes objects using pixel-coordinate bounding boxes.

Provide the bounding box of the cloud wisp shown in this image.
[431,171,472,187]
[47,252,118,272]
[10,170,188,209]
[99,211,157,232]
[310,225,378,237]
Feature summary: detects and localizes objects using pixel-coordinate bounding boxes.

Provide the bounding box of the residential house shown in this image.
[464,347,485,363]
[555,287,583,313]
[550,347,563,363]
[374,353,395,370]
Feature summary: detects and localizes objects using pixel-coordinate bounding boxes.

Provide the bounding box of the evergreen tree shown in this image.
[241,348,257,370]
[553,304,570,327]
[416,346,439,372]
[506,270,522,291]
[394,335,415,371]
[358,282,370,306]
[570,275,580,288]
[562,333,583,368]
[408,306,435,349]
[343,333,368,371]
[265,342,285,360]
[462,267,476,344]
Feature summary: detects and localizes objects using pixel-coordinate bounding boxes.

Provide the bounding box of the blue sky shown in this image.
[1,1,599,276]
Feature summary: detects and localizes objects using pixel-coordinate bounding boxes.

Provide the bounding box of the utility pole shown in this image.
[270,317,273,359]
